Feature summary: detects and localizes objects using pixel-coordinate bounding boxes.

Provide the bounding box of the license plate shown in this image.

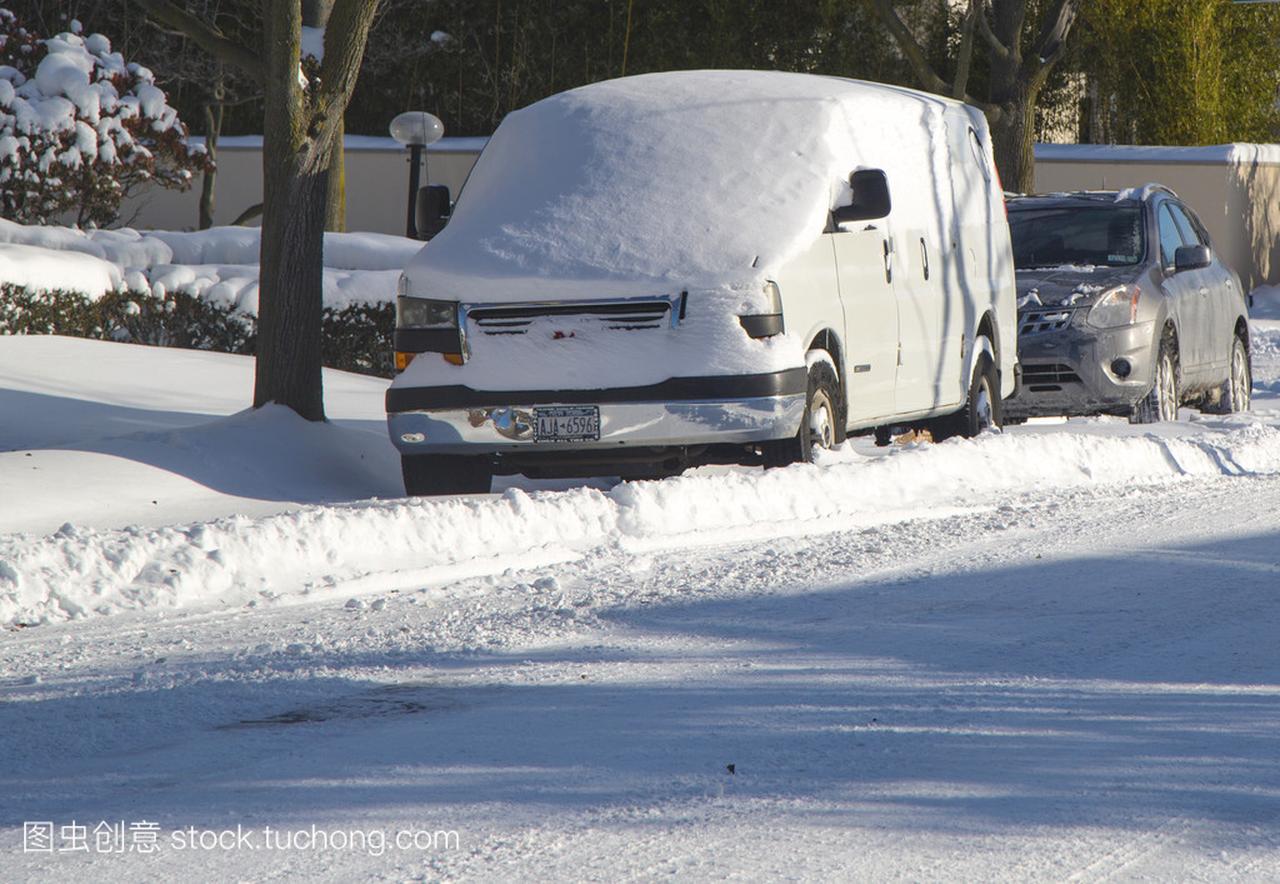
[533,406,600,442]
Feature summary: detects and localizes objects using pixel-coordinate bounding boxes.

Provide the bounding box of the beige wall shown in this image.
[1034,152,1280,292]
[120,138,484,237]
[123,139,1280,292]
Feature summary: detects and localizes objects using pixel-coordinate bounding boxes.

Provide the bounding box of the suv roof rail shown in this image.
[1114,182,1179,202]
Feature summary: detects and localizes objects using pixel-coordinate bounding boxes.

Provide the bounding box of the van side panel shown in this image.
[955,106,1018,398]
[772,233,847,377]
[882,101,954,415]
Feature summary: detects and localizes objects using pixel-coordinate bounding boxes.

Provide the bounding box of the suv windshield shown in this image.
[1009,204,1145,269]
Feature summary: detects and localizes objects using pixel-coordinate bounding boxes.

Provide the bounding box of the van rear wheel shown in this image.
[402,454,493,496]
[763,358,841,468]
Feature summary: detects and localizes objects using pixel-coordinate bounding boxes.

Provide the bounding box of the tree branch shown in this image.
[1031,0,1080,69]
[973,0,1011,62]
[128,0,263,83]
[867,0,953,97]
[953,1,978,100]
[314,0,381,133]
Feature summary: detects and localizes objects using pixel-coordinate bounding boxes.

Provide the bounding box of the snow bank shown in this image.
[0,219,421,309]
[0,241,121,294]
[6,423,1280,626]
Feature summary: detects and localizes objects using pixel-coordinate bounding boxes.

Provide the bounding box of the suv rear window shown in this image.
[1009,204,1145,269]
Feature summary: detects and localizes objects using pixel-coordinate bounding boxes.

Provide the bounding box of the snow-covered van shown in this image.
[387,71,1017,494]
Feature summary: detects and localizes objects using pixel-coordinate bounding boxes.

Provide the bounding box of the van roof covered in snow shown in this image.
[405,70,983,301]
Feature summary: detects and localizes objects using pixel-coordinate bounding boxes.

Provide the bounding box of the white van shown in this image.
[387,71,1017,494]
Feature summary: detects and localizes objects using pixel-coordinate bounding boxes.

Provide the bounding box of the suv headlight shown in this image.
[396,295,459,329]
[1086,284,1141,329]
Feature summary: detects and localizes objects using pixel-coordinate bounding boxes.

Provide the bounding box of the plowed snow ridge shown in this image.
[4,424,1280,625]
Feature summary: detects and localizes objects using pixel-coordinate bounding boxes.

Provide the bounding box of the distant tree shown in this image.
[1075,0,1280,146]
[867,0,1082,192]
[0,8,208,226]
[346,0,917,138]
[127,0,381,422]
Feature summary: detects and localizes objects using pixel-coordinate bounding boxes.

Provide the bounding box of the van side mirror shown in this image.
[1174,243,1211,273]
[832,169,891,225]
[415,184,452,241]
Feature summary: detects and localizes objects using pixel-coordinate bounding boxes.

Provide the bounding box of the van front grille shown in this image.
[466,299,677,336]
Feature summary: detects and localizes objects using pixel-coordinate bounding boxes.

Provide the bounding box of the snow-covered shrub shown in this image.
[0,284,394,377]
[0,283,254,352]
[0,9,210,226]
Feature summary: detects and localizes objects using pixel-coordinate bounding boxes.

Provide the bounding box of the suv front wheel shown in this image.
[1132,332,1180,423]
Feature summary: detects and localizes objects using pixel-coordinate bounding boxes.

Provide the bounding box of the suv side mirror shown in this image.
[1174,243,1211,273]
[415,184,452,241]
[832,169,891,225]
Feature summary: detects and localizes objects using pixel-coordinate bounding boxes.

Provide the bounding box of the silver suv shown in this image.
[1004,186,1251,422]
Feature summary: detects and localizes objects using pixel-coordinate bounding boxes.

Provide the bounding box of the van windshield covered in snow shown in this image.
[1009,204,1145,269]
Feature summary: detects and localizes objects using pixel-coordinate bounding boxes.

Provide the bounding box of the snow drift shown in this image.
[5,422,1280,626]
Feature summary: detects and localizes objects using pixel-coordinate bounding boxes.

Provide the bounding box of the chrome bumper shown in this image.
[388,394,805,455]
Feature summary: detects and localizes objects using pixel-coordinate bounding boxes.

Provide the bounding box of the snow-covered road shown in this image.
[4,324,1280,879]
[4,470,1280,880]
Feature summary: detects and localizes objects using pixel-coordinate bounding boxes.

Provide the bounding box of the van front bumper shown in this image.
[385,369,807,455]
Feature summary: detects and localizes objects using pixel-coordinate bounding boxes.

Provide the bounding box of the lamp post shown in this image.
[389,111,444,239]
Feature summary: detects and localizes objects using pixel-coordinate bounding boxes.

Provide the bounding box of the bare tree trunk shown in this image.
[987,59,1038,193]
[254,0,327,420]
[326,117,346,231]
[199,98,222,229]
[304,0,344,231]
[131,0,380,422]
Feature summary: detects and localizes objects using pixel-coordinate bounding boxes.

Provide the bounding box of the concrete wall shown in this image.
[1034,144,1280,292]
[120,135,486,236]
[122,138,1280,292]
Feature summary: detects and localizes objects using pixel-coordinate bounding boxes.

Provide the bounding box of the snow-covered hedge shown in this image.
[0,284,395,377]
[0,9,208,225]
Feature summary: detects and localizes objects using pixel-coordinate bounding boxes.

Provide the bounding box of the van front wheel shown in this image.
[402,454,493,496]
[762,358,841,468]
[934,351,1000,442]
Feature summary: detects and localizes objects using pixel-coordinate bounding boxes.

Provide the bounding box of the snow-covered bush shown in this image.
[0,283,394,377]
[0,9,209,226]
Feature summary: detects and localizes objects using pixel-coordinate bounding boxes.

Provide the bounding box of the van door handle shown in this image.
[919,237,929,281]
[883,239,893,284]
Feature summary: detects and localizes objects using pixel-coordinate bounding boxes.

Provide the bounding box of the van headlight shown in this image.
[739,280,785,338]
[396,295,459,329]
[1087,284,1141,329]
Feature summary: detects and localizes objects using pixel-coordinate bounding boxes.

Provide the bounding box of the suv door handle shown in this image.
[883,239,893,284]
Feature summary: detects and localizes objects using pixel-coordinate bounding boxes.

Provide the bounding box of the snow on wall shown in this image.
[4,422,1280,626]
[1035,143,1280,166]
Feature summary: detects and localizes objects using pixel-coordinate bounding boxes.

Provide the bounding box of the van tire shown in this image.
[402,454,493,496]
[934,350,1000,442]
[762,358,841,468]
